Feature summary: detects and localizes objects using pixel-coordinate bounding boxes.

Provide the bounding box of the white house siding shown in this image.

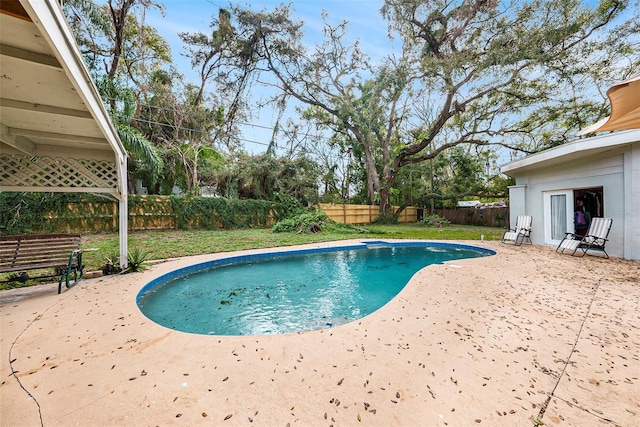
[510,147,634,259]
[507,185,527,232]
[623,144,640,260]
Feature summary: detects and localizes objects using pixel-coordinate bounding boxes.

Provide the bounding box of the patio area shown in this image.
[1,240,638,426]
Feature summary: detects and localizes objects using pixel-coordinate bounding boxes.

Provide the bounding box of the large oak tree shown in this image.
[233,0,637,216]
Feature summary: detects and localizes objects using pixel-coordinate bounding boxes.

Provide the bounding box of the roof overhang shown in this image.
[0,0,127,198]
[501,129,640,176]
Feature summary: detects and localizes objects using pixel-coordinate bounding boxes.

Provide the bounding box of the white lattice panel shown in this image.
[1,154,118,190]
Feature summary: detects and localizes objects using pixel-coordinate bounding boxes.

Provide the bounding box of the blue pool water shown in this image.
[137,241,494,336]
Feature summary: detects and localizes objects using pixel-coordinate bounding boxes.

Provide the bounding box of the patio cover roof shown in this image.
[0,0,128,267]
[577,74,640,135]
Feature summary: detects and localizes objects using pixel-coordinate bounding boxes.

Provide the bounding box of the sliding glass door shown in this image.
[544,190,573,245]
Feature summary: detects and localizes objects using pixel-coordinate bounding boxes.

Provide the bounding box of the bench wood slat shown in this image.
[5,246,79,258]
[0,234,87,294]
[1,239,80,247]
[3,242,80,251]
[2,261,70,272]
[2,256,71,266]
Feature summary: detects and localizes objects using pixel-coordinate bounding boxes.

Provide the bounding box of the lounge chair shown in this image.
[556,217,613,259]
[501,215,533,246]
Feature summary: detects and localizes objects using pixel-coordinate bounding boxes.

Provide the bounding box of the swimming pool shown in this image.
[137,241,494,336]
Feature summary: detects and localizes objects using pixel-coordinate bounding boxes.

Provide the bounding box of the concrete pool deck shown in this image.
[1,240,638,426]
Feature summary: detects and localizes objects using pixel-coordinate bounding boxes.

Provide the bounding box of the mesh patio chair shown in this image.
[556,217,613,259]
[501,215,533,246]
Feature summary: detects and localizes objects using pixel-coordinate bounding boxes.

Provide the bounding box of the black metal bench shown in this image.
[0,234,87,294]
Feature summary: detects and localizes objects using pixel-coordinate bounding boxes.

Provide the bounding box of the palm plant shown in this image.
[64,0,164,191]
[126,248,152,272]
[96,77,163,188]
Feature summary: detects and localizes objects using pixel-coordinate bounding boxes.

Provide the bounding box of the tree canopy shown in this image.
[64,0,639,214]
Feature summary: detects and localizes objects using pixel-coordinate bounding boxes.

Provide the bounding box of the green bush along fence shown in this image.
[1,192,508,234]
[0,194,280,234]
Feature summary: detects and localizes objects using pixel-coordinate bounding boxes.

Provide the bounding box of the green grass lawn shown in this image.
[80,223,504,271]
[1,224,504,290]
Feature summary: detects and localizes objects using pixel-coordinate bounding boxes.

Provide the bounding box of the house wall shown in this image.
[507,185,527,231]
[623,144,640,260]
[509,144,640,259]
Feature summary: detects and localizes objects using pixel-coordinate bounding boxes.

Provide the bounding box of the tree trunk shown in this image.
[358,137,381,205]
[181,154,192,193]
[191,160,199,195]
[379,188,392,217]
[379,167,396,217]
[106,0,135,80]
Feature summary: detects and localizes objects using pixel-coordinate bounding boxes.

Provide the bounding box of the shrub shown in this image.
[272,192,306,217]
[372,212,398,224]
[169,196,276,230]
[101,248,151,274]
[271,209,377,235]
[126,248,152,272]
[271,210,330,233]
[102,251,122,275]
[420,214,450,227]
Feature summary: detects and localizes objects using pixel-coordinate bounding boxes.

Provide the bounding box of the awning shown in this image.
[577,74,640,135]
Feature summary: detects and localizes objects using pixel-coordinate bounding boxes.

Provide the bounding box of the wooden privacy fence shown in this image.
[38,196,276,233]
[434,207,509,228]
[44,201,120,233]
[319,203,418,224]
[128,197,176,230]
[43,198,177,232]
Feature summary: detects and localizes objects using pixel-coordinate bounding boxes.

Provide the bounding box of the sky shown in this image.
[142,0,396,153]
[94,0,637,156]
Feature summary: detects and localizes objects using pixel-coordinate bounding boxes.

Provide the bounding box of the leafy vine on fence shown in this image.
[0,193,290,234]
[0,192,110,234]
[168,196,281,229]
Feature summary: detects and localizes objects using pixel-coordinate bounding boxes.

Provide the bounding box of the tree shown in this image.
[136,69,226,194]
[214,153,319,205]
[233,0,638,217]
[64,0,168,191]
[96,76,163,190]
[379,0,637,214]
[233,8,386,201]
[166,7,274,193]
[64,0,169,88]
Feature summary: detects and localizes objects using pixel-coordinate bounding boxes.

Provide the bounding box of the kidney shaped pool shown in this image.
[136,241,494,336]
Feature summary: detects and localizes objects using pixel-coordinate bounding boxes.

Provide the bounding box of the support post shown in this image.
[118,156,128,270]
